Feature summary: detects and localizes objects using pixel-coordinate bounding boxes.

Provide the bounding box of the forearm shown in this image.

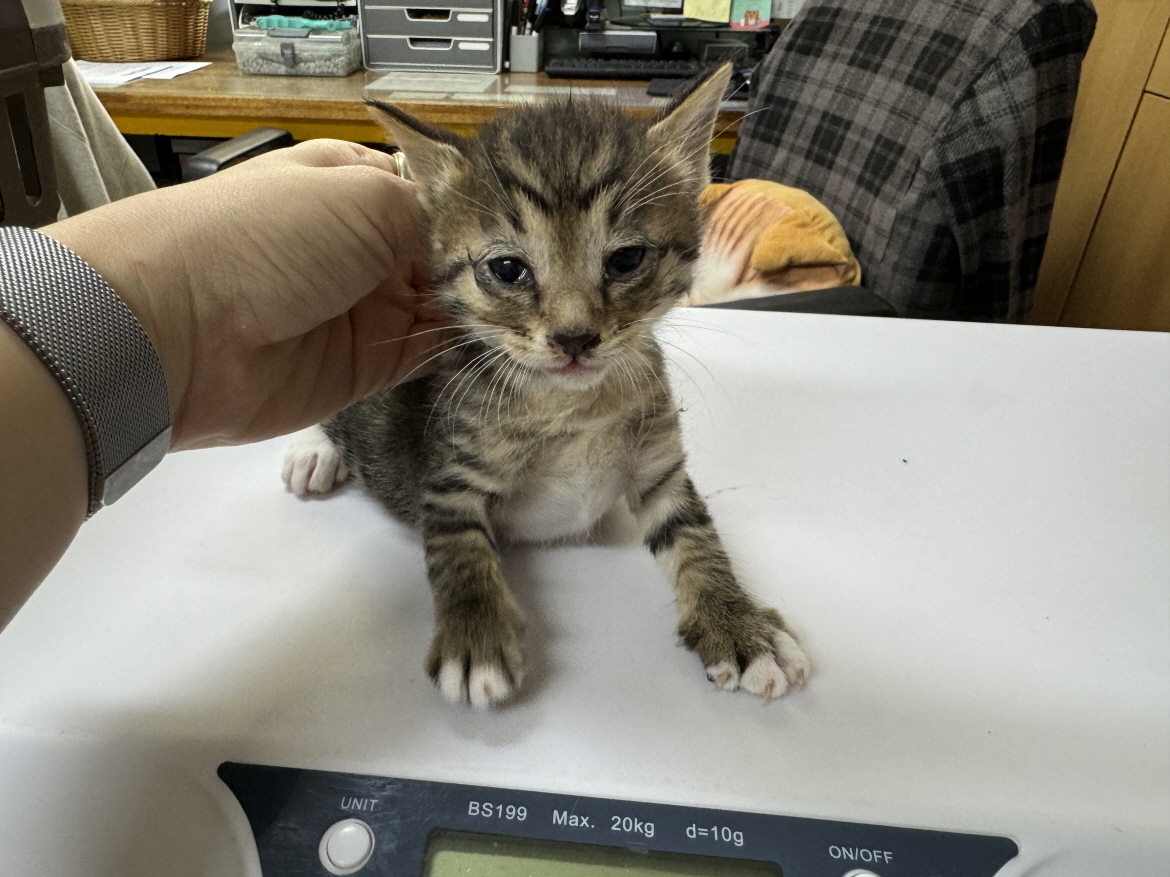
[0,141,436,629]
[0,322,87,630]
[42,206,190,428]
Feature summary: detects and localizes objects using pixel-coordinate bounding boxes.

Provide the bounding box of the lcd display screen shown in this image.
[424,830,783,877]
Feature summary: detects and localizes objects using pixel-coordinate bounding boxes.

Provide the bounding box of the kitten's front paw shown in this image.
[737,628,809,701]
[426,600,526,709]
[282,425,349,498]
[684,604,809,702]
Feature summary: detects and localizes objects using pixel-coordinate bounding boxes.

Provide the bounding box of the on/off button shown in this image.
[318,819,375,874]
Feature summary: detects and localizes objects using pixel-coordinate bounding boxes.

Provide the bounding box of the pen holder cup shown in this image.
[509,26,543,73]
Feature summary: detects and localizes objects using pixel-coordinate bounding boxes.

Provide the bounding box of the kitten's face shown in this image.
[369,67,730,390]
[431,116,699,390]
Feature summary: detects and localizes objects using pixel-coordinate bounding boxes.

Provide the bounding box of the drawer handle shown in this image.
[406,8,451,21]
[408,37,453,49]
[457,41,491,50]
[456,12,489,21]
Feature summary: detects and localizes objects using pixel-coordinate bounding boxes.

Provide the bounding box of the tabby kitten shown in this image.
[283,65,809,708]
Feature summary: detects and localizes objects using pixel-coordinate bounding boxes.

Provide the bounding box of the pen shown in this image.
[519,0,531,35]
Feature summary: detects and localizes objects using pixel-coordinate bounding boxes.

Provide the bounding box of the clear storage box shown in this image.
[233,26,362,76]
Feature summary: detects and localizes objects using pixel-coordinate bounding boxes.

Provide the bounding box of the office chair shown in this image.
[730,0,1096,321]
[0,0,66,227]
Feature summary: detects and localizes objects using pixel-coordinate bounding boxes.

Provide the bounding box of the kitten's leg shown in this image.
[633,463,809,700]
[419,473,525,709]
[282,424,349,498]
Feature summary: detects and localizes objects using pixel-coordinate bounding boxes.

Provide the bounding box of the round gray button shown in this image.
[318,819,375,874]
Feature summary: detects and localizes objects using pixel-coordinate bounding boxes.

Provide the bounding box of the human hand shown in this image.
[42,139,445,450]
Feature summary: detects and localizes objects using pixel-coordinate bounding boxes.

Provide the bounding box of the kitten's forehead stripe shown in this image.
[577,165,627,212]
[495,167,555,216]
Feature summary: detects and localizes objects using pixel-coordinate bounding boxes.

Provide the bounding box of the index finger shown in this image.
[278,139,406,177]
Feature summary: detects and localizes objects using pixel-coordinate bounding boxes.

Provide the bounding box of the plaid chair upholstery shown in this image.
[728,0,1096,321]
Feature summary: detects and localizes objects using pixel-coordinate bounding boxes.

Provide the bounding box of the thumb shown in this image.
[344,288,451,402]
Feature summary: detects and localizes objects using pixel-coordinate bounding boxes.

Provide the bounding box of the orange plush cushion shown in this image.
[683,179,862,306]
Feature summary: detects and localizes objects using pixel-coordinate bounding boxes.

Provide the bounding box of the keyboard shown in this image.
[544,57,703,80]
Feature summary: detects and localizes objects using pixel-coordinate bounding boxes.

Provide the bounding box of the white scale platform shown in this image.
[0,310,1166,875]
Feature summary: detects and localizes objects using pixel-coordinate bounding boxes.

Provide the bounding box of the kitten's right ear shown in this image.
[365,99,466,185]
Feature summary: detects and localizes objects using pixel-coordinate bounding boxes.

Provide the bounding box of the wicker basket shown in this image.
[62,0,211,63]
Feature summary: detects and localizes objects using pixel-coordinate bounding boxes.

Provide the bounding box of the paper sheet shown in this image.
[142,61,210,80]
[682,0,732,23]
[75,61,171,85]
[75,60,209,85]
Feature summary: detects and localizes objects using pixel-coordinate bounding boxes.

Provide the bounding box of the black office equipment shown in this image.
[577,30,658,53]
[545,56,702,79]
[585,0,604,31]
[702,40,750,67]
[647,75,749,99]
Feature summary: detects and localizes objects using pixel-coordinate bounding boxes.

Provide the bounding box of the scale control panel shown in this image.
[219,762,1018,876]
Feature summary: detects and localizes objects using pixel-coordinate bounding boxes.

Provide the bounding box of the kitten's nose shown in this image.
[551,331,601,359]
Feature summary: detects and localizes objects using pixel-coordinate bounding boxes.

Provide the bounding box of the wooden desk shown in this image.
[93,50,745,153]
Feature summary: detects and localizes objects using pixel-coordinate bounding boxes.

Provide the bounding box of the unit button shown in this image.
[842,871,881,877]
[318,819,375,874]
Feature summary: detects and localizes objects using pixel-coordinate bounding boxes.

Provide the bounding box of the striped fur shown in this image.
[294,66,808,707]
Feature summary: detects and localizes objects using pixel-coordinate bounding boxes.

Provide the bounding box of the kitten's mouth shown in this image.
[549,359,602,378]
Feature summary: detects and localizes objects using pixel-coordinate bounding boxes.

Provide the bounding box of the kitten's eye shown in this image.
[488,257,531,285]
[606,246,647,279]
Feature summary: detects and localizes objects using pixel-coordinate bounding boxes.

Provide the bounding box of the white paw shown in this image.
[281,425,348,498]
[437,661,468,703]
[773,629,811,689]
[437,660,517,710]
[740,654,789,701]
[740,631,810,702]
[705,660,740,691]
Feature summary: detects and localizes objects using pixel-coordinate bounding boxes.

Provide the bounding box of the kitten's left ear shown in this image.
[646,63,733,188]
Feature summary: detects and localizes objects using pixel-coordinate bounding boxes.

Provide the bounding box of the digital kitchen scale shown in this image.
[0,312,1166,876]
[218,762,1017,876]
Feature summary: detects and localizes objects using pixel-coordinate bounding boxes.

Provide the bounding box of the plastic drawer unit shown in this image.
[360,0,503,72]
